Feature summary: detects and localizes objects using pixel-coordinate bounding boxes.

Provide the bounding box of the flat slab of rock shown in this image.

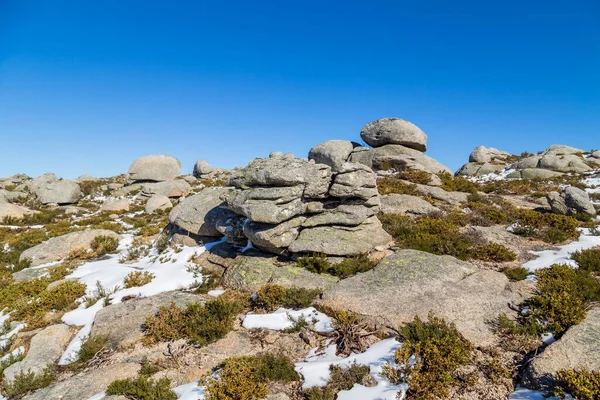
[0,203,38,220]
[360,118,428,152]
[128,154,181,182]
[141,180,191,198]
[380,194,440,216]
[99,198,130,212]
[288,216,393,256]
[23,362,139,400]
[90,291,201,350]
[319,249,525,347]
[413,183,469,205]
[19,229,120,266]
[350,144,451,175]
[4,324,72,383]
[469,146,510,163]
[525,307,600,390]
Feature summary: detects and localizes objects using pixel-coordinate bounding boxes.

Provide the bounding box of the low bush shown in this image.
[383,313,473,400]
[377,177,419,196]
[571,247,600,274]
[106,376,176,400]
[205,352,299,400]
[297,253,376,278]
[90,235,119,256]
[500,266,529,281]
[470,242,517,262]
[399,170,433,185]
[123,271,155,288]
[551,369,600,400]
[438,172,479,194]
[143,295,246,346]
[77,334,109,364]
[3,366,55,397]
[305,363,372,400]
[251,284,321,312]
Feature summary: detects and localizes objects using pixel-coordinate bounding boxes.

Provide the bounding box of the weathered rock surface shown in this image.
[329,162,378,200]
[469,146,510,163]
[19,229,120,266]
[508,168,564,180]
[287,216,393,256]
[319,250,525,347]
[225,186,306,224]
[193,159,214,177]
[30,174,82,205]
[547,186,596,216]
[3,324,72,383]
[350,144,451,175]
[412,183,470,205]
[141,180,191,198]
[90,291,200,350]
[145,194,172,214]
[380,194,440,216]
[243,217,306,253]
[0,203,38,220]
[99,198,130,212]
[23,362,139,400]
[128,154,181,182]
[456,162,506,177]
[0,189,27,203]
[308,140,356,172]
[525,307,600,389]
[169,187,234,236]
[360,118,428,152]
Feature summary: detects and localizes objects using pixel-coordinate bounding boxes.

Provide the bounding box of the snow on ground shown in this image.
[510,386,565,399]
[242,307,334,332]
[467,168,515,183]
[523,228,600,271]
[0,322,25,350]
[295,338,405,399]
[207,289,225,297]
[173,380,206,400]
[57,236,224,365]
[0,346,24,362]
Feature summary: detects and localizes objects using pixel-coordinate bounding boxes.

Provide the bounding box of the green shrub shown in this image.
[470,242,517,262]
[551,369,600,400]
[438,172,479,194]
[571,248,600,274]
[384,313,473,400]
[143,295,246,346]
[297,253,376,278]
[305,363,372,400]
[106,376,176,400]
[205,352,299,400]
[3,367,55,397]
[252,284,320,312]
[90,235,119,256]
[500,266,529,281]
[77,334,109,363]
[399,170,433,185]
[0,352,25,379]
[123,271,155,288]
[377,177,419,196]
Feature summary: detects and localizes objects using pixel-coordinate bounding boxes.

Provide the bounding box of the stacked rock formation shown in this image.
[456,146,511,177]
[193,159,233,182]
[457,144,600,179]
[127,154,191,205]
[349,118,451,175]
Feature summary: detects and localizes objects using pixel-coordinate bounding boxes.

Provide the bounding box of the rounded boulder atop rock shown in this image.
[360,117,428,152]
[128,154,181,182]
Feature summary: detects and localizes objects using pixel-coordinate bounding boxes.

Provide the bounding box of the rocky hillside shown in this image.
[1,118,599,400]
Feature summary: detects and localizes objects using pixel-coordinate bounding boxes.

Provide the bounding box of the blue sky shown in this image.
[1,0,599,179]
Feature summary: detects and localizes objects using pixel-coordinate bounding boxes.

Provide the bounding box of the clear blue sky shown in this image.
[1,0,599,179]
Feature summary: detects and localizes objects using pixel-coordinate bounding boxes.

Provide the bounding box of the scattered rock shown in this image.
[128,154,181,182]
[0,203,38,220]
[469,146,510,163]
[169,187,234,236]
[360,118,428,152]
[525,307,600,390]
[145,194,173,214]
[90,291,200,350]
[29,174,82,205]
[3,324,72,383]
[193,159,214,177]
[19,229,121,266]
[0,189,27,203]
[412,183,470,205]
[547,186,596,216]
[99,198,130,212]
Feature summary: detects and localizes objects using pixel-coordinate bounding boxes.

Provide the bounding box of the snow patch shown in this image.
[242,307,334,332]
[523,228,600,271]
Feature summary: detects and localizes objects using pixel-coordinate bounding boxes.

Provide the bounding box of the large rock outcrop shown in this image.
[221,153,392,256]
[29,173,82,205]
[525,307,600,390]
[19,229,120,266]
[319,249,526,347]
[547,186,596,217]
[128,154,181,182]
